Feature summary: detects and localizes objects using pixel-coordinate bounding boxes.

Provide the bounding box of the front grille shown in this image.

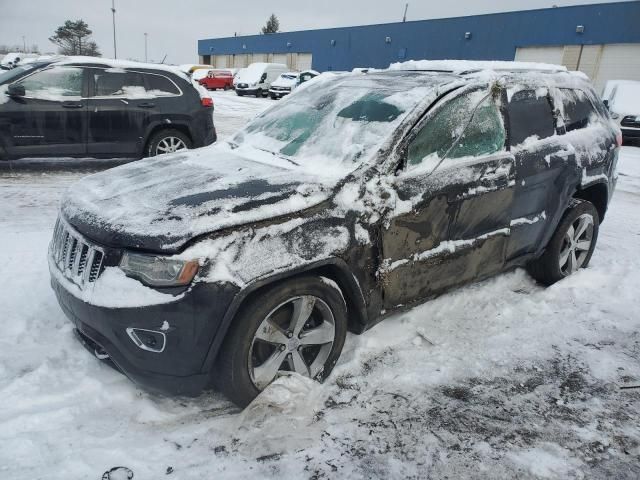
[621,116,640,128]
[50,218,105,288]
[271,87,291,92]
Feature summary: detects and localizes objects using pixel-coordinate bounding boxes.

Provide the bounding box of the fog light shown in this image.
[126,328,166,353]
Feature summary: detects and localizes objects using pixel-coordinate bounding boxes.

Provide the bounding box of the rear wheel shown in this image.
[223,84,230,91]
[255,88,263,98]
[215,276,348,407]
[527,198,599,285]
[146,129,192,157]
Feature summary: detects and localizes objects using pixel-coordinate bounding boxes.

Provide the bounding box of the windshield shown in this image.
[611,83,640,115]
[232,73,444,174]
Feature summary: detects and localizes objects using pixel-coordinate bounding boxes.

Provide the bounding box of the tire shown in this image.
[223,84,230,91]
[214,276,348,407]
[527,198,599,285]
[145,129,192,157]
[236,90,244,96]
[255,88,263,98]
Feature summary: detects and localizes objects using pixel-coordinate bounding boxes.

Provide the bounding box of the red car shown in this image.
[199,70,234,90]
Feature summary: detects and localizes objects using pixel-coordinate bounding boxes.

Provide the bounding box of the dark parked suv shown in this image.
[0,58,216,159]
[49,63,619,407]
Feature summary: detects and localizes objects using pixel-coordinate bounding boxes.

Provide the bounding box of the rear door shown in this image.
[506,88,576,260]
[86,67,151,156]
[382,86,514,307]
[2,65,87,157]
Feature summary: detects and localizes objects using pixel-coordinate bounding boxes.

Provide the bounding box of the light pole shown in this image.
[111,0,117,59]
[144,33,148,62]
[22,36,26,53]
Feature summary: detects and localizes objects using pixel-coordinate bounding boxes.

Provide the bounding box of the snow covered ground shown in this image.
[1,90,639,479]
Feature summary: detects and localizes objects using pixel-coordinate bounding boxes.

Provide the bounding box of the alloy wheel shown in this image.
[156,136,187,155]
[248,295,336,389]
[559,213,594,275]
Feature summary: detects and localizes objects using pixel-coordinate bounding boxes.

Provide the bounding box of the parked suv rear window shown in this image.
[145,74,180,95]
[559,89,596,132]
[508,90,555,146]
[93,69,145,97]
[408,90,505,166]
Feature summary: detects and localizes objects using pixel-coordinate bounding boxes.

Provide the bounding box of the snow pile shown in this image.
[608,82,640,116]
[389,59,568,73]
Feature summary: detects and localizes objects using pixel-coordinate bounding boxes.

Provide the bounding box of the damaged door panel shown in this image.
[380,84,512,307]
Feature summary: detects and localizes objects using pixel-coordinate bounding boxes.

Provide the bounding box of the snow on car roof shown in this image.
[389,59,568,74]
[55,56,189,79]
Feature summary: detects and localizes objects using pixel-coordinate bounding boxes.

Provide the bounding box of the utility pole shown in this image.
[22,36,26,52]
[111,0,117,59]
[144,33,148,62]
[403,3,409,22]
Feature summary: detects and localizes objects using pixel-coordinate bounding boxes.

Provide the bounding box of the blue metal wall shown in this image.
[198,2,640,72]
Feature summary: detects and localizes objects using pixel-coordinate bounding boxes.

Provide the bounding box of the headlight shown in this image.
[120,252,199,287]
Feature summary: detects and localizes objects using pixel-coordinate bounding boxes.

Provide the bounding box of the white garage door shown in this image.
[515,46,564,66]
[297,53,313,71]
[214,55,230,68]
[271,53,288,66]
[593,44,640,94]
[233,54,249,68]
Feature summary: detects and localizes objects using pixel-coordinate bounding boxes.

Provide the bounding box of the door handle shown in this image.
[62,101,83,108]
[138,102,156,108]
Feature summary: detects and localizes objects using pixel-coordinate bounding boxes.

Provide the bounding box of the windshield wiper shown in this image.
[256,147,300,166]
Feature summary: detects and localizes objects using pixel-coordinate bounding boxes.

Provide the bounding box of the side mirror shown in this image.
[260,73,267,82]
[7,84,25,97]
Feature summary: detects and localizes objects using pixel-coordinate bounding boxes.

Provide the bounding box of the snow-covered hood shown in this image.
[61,144,337,252]
[271,74,298,89]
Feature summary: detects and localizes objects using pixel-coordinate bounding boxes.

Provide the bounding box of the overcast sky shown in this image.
[0,0,633,64]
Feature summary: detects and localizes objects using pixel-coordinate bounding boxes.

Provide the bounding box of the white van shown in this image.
[235,63,288,97]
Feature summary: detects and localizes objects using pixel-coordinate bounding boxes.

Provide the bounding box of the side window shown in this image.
[92,69,145,97]
[144,74,180,95]
[559,89,598,131]
[408,90,506,167]
[507,90,555,146]
[18,66,83,98]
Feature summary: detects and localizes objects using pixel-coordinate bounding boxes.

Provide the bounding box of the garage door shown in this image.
[251,53,267,63]
[593,44,640,94]
[214,55,230,68]
[233,54,249,68]
[297,53,313,71]
[515,46,564,66]
[271,53,288,66]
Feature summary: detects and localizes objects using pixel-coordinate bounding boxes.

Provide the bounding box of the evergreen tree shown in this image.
[49,20,101,56]
[261,14,280,34]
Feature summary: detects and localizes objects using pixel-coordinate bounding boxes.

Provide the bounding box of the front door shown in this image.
[381,86,514,308]
[3,65,87,157]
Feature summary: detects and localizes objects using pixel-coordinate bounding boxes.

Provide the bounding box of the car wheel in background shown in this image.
[214,276,348,407]
[146,129,192,157]
[237,90,244,96]
[224,84,230,91]
[527,198,599,285]
[255,88,263,98]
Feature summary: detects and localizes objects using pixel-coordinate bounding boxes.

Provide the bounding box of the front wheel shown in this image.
[527,198,599,285]
[255,88,263,98]
[215,276,348,407]
[146,129,192,157]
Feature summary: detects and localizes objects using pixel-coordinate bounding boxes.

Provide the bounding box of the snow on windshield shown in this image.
[611,83,640,115]
[232,74,440,175]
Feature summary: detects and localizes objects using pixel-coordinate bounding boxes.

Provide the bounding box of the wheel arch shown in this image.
[200,258,368,373]
[574,181,608,223]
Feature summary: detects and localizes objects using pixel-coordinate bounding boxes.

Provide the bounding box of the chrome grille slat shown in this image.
[50,218,106,289]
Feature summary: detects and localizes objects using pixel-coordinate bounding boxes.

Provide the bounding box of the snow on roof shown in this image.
[389,59,568,74]
[55,56,189,79]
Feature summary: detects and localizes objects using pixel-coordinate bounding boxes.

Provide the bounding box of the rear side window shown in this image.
[508,90,555,146]
[145,74,180,95]
[559,89,597,131]
[93,69,145,97]
[408,90,506,167]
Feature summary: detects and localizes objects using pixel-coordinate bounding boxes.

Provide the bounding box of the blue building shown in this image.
[198,1,640,92]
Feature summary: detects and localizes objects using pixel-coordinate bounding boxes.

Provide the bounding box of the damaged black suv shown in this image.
[49,62,620,407]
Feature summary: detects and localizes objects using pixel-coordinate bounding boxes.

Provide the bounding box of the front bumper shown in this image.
[50,270,238,396]
[621,127,640,141]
